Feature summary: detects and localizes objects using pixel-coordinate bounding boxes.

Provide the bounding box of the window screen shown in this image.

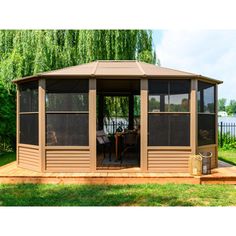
[46,93,88,111]
[197,81,216,145]
[198,81,215,113]
[19,81,38,112]
[169,80,190,112]
[198,114,215,146]
[148,80,190,112]
[46,79,89,146]
[148,79,190,147]
[46,114,88,146]
[20,114,38,145]
[148,80,168,112]
[19,81,39,145]
[46,79,88,93]
[148,114,190,146]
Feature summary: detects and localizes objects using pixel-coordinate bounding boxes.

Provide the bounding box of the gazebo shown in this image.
[13,60,222,173]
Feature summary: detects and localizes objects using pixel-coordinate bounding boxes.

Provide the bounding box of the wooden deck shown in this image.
[0,161,236,184]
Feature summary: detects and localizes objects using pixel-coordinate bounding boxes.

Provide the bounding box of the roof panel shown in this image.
[12,60,223,84]
[140,62,195,76]
[96,61,142,75]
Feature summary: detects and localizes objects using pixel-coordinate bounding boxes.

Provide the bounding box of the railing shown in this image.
[218,122,236,147]
[103,118,140,134]
[104,120,129,134]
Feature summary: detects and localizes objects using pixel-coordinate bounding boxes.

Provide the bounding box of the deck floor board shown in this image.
[0,161,236,184]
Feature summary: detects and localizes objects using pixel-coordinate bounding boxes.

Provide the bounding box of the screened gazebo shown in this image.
[13,60,222,173]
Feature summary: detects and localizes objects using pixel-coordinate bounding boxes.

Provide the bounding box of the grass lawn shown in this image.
[218,149,236,165]
[0,152,16,167]
[0,183,236,206]
[0,151,235,206]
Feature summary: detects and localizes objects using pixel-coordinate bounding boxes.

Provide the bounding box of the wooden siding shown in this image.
[18,145,40,172]
[45,148,90,172]
[147,147,192,173]
[197,145,218,169]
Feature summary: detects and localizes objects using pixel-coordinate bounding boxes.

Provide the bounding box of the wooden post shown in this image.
[190,79,198,155]
[16,84,20,165]
[128,94,134,130]
[215,85,218,167]
[89,79,97,172]
[38,79,46,172]
[140,79,148,172]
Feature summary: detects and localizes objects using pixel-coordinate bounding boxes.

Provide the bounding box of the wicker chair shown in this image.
[96,130,112,162]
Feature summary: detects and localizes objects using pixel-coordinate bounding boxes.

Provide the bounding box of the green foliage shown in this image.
[0,82,16,151]
[218,98,227,111]
[226,99,236,115]
[218,132,236,150]
[0,30,156,151]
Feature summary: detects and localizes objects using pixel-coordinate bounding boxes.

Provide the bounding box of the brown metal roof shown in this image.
[12,60,223,84]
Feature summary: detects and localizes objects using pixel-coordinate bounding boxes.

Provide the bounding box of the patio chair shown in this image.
[96,130,112,162]
[120,132,139,164]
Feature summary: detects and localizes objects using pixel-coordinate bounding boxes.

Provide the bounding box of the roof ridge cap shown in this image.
[136,61,146,76]
[91,61,99,75]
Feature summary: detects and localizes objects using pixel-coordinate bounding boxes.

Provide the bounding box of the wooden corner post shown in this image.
[89,78,97,172]
[39,79,46,172]
[140,79,148,172]
[190,79,198,155]
[16,84,20,165]
[215,84,218,167]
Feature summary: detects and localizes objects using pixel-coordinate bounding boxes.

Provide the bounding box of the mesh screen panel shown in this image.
[169,80,190,112]
[46,114,88,146]
[148,114,190,146]
[198,114,215,146]
[20,114,38,145]
[169,114,190,146]
[46,93,88,111]
[148,114,169,146]
[46,79,88,93]
[198,81,215,113]
[148,80,168,94]
[148,80,190,112]
[19,81,38,112]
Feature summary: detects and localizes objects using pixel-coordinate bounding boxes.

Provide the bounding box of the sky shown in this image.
[153,30,236,102]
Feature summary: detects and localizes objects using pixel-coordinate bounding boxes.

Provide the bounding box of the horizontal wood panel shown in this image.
[147,148,192,173]
[45,149,91,172]
[18,146,40,172]
[19,152,39,160]
[19,157,39,165]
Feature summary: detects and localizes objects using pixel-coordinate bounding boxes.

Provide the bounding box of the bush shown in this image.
[0,82,16,152]
[218,132,236,150]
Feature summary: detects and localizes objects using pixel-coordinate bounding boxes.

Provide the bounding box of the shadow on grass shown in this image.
[0,152,16,167]
[0,184,195,206]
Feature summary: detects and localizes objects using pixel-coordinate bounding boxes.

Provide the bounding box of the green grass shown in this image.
[0,151,235,206]
[218,149,236,165]
[0,183,236,206]
[0,152,16,167]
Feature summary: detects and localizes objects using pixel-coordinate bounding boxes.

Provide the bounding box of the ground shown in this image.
[0,183,236,206]
[0,152,16,166]
[218,149,236,165]
[0,151,236,206]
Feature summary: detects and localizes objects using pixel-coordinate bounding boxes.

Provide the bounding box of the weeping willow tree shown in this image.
[0,30,157,151]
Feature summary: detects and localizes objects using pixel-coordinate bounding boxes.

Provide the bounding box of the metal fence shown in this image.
[103,118,140,134]
[218,122,236,147]
[104,120,129,134]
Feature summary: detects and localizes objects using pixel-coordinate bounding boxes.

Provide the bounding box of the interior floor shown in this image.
[97,151,140,170]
